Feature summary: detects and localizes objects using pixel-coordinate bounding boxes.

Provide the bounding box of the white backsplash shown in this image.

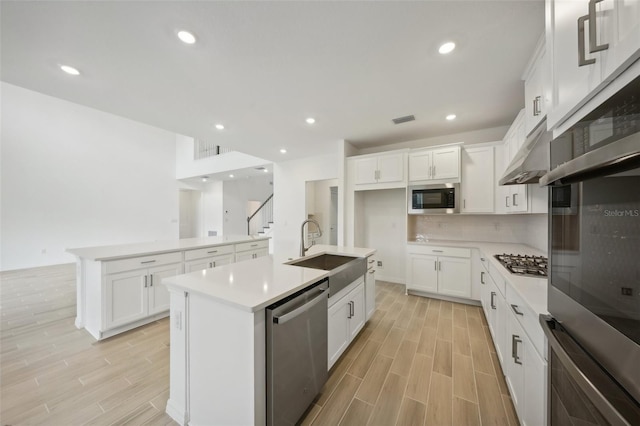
[409,214,548,253]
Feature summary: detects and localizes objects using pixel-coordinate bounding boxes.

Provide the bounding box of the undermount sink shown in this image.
[288,253,366,298]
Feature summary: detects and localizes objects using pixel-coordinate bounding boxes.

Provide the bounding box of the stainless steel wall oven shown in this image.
[540,74,640,425]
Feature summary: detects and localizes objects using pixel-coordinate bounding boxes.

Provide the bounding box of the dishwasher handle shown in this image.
[272,289,327,325]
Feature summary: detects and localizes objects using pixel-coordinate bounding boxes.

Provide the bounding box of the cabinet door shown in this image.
[348,283,366,340]
[184,259,211,273]
[148,263,182,314]
[365,268,376,320]
[354,157,379,185]
[438,257,471,298]
[328,299,350,369]
[524,52,546,136]
[505,312,526,417]
[480,267,493,322]
[461,147,494,213]
[407,254,438,292]
[600,0,640,84]
[509,185,529,213]
[105,270,147,329]
[235,251,255,263]
[547,0,602,127]
[493,284,508,365]
[431,146,460,180]
[409,151,432,182]
[523,333,547,426]
[377,153,404,183]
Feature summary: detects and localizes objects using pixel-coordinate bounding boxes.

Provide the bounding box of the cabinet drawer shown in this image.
[105,251,182,274]
[184,244,234,261]
[506,286,545,359]
[418,245,470,258]
[235,239,269,252]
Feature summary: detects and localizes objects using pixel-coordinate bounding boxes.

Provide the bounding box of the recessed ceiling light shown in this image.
[263,169,269,173]
[215,124,225,130]
[280,149,287,154]
[306,117,316,124]
[60,65,80,75]
[229,174,234,178]
[177,30,196,44]
[446,114,457,121]
[201,176,209,182]
[438,42,456,55]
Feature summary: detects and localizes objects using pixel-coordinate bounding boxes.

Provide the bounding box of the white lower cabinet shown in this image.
[105,257,182,330]
[327,279,365,369]
[235,240,269,262]
[479,250,548,426]
[406,245,471,299]
[505,310,547,426]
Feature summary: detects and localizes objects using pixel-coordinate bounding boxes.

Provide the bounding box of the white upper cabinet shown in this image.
[523,36,549,136]
[352,151,407,189]
[409,145,461,184]
[546,0,640,130]
[461,146,495,213]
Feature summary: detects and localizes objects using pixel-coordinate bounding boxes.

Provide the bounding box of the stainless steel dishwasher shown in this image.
[266,278,328,426]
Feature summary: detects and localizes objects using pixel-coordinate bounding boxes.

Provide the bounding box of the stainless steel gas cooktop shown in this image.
[494,254,548,278]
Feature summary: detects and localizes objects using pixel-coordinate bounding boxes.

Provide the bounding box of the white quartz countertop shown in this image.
[67,235,270,261]
[408,239,548,316]
[163,245,376,312]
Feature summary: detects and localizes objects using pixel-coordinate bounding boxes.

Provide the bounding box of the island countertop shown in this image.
[162,245,376,313]
[163,255,329,312]
[67,235,269,261]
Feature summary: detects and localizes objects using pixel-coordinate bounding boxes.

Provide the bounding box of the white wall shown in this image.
[272,149,341,262]
[222,175,273,236]
[1,83,179,270]
[358,189,407,283]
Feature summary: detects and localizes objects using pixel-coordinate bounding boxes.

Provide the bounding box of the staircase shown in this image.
[247,194,273,236]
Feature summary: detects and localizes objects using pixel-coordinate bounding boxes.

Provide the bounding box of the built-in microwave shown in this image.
[408,184,460,214]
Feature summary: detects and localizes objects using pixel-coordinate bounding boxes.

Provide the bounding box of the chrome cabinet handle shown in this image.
[432,250,443,253]
[578,14,596,66]
[533,96,542,116]
[150,275,153,287]
[144,275,148,288]
[463,199,466,209]
[209,262,213,268]
[438,261,441,271]
[490,291,496,309]
[351,301,354,317]
[368,270,375,274]
[588,0,609,53]
[512,334,523,365]
[505,196,510,208]
[141,260,156,264]
[207,250,218,254]
[480,257,486,261]
[512,193,518,207]
[511,304,524,316]
[369,259,375,264]
[434,261,438,271]
[481,271,485,285]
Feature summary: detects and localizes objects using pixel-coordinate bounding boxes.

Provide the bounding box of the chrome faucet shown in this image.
[300,219,323,257]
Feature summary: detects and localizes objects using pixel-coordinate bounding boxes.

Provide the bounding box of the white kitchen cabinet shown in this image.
[501,112,530,214]
[235,240,269,262]
[546,0,640,130]
[105,254,182,330]
[523,36,548,136]
[409,146,461,183]
[365,255,376,320]
[505,309,547,426]
[353,151,406,187]
[328,279,365,369]
[461,146,495,213]
[406,245,471,300]
[479,256,508,364]
[184,245,235,273]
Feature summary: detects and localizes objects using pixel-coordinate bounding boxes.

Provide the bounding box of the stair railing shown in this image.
[247,194,274,235]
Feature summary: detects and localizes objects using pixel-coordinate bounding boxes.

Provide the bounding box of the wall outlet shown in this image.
[377,260,383,268]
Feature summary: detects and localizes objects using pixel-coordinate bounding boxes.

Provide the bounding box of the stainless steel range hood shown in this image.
[499,119,552,185]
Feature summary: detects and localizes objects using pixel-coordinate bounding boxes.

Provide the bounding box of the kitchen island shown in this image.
[163,245,376,426]
[67,235,270,340]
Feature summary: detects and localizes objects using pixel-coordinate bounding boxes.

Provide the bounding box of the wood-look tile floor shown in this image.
[0,264,176,425]
[1,264,517,426]
[301,281,519,426]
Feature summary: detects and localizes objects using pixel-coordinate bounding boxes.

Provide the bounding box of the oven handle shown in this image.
[273,289,326,325]
[540,133,640,186]
[540,315,631,426]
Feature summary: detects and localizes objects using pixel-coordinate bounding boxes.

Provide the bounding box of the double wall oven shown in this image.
[540,75,640,424]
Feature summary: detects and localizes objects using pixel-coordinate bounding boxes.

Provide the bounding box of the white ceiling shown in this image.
[1,1,544,163]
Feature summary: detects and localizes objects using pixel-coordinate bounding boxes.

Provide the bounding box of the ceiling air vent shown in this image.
[392,115,415,125]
